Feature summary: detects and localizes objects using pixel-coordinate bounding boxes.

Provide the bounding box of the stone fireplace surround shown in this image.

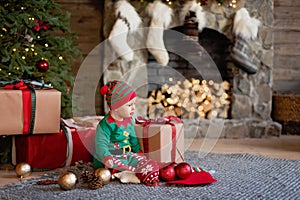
[102,0,282,138]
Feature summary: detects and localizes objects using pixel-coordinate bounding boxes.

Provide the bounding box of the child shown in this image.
[94,80,160,186]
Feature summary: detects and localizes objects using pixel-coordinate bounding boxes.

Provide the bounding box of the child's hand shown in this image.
[103,157,114,168]
[105,159,113,168]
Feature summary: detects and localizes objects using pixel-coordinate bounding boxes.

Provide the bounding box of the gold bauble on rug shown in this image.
[94,168,111,184]
[15,162,31,179]
[58,172,77,190]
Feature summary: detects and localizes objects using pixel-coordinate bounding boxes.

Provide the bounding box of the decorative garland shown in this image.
[135,0,225,6]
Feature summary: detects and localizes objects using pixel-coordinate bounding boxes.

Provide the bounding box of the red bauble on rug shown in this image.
[159,164,176,181]
[175,162,192,180]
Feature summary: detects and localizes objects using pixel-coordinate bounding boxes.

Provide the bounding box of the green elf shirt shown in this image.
[94,113,141,169]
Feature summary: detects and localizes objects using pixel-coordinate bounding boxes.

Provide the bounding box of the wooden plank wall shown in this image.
[55,0,300,100]
[55,0,104,115]
[55,0,103,74]
[273,0,300,93]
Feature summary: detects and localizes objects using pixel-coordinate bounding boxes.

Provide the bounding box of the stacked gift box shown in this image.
[0,87,61,135]
[13,125,97,169]
[0,82,99,169]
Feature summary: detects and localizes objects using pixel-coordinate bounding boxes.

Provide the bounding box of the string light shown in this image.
[216,0,224,6]
[228,0,237,8]
[138,0,226,6]
[165,0,172,5]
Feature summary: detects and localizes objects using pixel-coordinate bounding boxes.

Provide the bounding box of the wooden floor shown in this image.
[187,135,300,160]
[1,135,300,186]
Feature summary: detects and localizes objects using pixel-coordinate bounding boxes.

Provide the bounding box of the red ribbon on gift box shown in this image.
[135,116,183,162]
[4,80,36,134]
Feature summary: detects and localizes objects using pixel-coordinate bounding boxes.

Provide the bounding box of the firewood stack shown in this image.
[148,79,230,119]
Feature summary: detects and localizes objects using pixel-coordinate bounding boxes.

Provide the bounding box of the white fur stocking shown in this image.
[146,1,173,66]
[108,0,142,62]
[180,0,206,31]
[233,8,260,40]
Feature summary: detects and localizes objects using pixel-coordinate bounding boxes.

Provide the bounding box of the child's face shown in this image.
[114,97,136,119]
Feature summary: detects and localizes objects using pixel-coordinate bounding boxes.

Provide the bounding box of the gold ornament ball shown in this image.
[15,162,31,178]
[58,172,77,190]
[94,168,111,184]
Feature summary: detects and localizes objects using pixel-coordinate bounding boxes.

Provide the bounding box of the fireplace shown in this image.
[102,0,282,138]
[147,28,232,120]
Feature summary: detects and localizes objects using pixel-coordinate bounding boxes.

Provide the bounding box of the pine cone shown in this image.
[88,174,103,190]
[75,161,94,172]
[80,170,93,183]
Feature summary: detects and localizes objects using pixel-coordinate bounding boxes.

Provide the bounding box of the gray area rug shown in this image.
[1,151,300,200]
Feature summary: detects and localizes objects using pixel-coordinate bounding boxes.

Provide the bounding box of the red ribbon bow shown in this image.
[136,116,182,126]
[4,80,28,90]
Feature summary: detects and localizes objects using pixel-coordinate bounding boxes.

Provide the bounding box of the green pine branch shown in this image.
[0,0,81,118]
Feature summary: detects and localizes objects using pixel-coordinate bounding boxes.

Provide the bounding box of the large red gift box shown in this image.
[0,88,61,135]
[14,127,96,169]
[135,117,185,163]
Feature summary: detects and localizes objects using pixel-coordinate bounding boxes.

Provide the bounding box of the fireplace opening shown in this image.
[147,27,232,120]
[198,28,232,82]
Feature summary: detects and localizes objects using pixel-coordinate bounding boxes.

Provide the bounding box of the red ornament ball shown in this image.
[175,162,192,180]
[100,85,108,95]
[159,164,176,181]
[36,60,49,72]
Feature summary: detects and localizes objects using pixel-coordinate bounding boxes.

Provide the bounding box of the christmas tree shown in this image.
[0,0,81,118]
